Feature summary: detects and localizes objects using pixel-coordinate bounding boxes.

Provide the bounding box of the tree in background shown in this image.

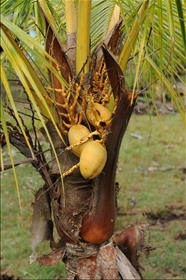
[1,0,185,279]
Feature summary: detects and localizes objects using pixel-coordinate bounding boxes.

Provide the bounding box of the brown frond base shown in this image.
[37,247,66,267]
[113,221,156,278]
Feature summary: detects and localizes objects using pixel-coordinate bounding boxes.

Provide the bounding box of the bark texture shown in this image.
[65,242,141,280]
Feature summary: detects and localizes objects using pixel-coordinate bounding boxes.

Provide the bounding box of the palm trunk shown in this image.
[32,13,145,279]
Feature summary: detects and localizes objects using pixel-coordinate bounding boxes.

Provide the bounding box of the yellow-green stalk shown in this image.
[76,0,91,74]
[65,0,77,33]
[107,4,120,34]
[39,0,58,38]
[65,0,77,72]
[118,1,149,72]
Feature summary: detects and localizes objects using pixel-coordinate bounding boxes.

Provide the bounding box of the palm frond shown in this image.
[146,56,185,121]
[1,15,67,193]
[1,21,60,123]
[114,0,186,116]
[175,0,186,50]
[90,0,117,51]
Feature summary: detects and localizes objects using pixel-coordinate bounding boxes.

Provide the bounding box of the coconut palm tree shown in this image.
[1,0,185,279]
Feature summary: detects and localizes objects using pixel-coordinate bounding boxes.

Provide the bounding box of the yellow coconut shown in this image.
[86,103,111,128]
[68,124,93,156]
[80,141,107,179]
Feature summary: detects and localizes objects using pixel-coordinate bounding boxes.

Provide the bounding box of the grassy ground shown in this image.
[116,113,185,279]
[1,113,185,279]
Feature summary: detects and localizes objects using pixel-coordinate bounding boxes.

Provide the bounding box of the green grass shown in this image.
[1,114,185,279]
[116,113,186,279]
